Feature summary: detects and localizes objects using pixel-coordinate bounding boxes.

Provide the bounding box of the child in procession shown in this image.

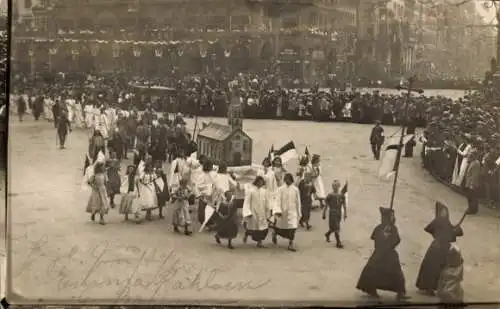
[214,191,239,249]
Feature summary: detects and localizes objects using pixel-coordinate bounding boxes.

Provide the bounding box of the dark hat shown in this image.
[253,175,266,186]
[435,201,449,218]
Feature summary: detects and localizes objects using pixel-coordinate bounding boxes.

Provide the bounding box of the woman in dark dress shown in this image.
[416,202,464,295]
[215,191,239,249]
[356,207,409,300]
[106,151,121,208]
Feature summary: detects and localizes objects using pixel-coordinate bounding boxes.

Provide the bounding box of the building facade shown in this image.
[12,0,358,85]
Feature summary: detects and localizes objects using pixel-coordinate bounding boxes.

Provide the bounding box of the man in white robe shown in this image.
[271,173,301,251]
[242,175,270,248]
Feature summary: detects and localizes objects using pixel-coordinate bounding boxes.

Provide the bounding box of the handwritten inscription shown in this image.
[12,233,271,300]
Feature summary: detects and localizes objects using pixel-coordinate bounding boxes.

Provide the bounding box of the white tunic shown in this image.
[274,184,302,230]
[242,185,270,231]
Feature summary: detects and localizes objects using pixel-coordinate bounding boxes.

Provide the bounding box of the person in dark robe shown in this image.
[323,180,347,248]
[105,151,121,208]
[17,95,27,122]
[32,95,44,121]
[403,119,417,158]
[116,114,129,159]
[57,110,71,149]
[154,160,169,219]
[215,191,239,249]
[416,202,464,295]
[108,128,125,160]
[52,99,61,128]
[298,175,315,230]
[89,130,106,162]
[356,207,409,301]
[370,121,385,160]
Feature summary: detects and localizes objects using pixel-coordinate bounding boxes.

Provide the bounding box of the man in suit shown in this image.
[370,121,385,160]
[464,151,481,215]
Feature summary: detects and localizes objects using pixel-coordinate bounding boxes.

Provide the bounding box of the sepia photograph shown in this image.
[6,0,500,306]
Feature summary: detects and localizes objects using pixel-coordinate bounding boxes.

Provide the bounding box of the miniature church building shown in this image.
[196,93,252,166]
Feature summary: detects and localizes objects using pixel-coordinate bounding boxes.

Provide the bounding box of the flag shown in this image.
[274,141,298,163]
[305,146,310,158]
[268,145,275,162]
[341,181,348,208]
[199,204,216,232]
[378,134,414,180]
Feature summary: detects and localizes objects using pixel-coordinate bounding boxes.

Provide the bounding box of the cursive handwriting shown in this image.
[12,233,271,300]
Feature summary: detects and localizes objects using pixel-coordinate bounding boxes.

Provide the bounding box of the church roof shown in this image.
[198,122,233,141]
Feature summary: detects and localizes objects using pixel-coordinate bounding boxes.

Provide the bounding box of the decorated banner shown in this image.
[132,45,141,57]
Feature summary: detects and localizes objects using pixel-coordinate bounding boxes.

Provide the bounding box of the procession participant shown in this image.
[464,151,481,215]
[96,107,110,146]
[105,151,121,209]
[310,154,326,209]
[451,134,473,187]
[436,244,464,306]
[154,160,169,219]
[214,191,239,249]
[73,101,84,129]
[65,97,76,125]
[272,157,287,187]
[108,128,125,160]
[214,163,238,194]
[169,148,189,191]
[356,207,409,301]
[416,202,464,295]
[52,99,62,128]
[85,162,110,225]
[262,157,278,215]
[196,160,217,227]
[242,175,271,248]
[56,108,72,150]
[271,173,301,252]
[89,130,106,162]
[298,173,315,230]
[322,180,347,248]
[171,178,193,235]
[116,113,129,159]
[136,157,159,222]
[403,118,417,158]
[370,120,385,160]
[296,154,312,183]
[118,164,140,222]
[17,94,27,122]
[44,95,55,122]
[32,95,44,121]
[126,109,139,155]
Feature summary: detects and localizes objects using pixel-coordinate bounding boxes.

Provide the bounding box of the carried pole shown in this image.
[389,77,424,210]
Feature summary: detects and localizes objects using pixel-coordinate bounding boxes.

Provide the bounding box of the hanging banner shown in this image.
[112,43,120,58]
[200,42,208,58]
[90,42,99,56]
[154,47,163,58]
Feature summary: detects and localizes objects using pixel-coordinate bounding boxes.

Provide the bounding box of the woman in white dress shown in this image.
[44,96,54,121]
[65,98,75,124]
[73,102,84,129]
[136,158,159,222]
[452,135,473,187]
[310,154,326,208]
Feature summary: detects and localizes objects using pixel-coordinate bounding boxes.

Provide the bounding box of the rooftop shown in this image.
[198,122,233,141]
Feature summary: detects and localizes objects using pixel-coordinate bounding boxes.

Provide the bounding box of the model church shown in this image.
[196,91,253,166]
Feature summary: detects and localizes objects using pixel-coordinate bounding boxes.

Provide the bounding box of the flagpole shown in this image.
[388,76,423,210]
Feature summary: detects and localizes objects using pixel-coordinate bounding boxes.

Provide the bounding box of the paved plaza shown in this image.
[7,117,500,305]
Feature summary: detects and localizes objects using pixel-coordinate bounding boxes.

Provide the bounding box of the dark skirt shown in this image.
[416,240,450,291]
[273,228,296,241]
[329,212,341,232]
[215,216,239,239]
[106,170,121,195]
[356,249,406,294]
[245,228,269,242]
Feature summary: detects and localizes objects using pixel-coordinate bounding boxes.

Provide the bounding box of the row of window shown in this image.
[199,139,223,161]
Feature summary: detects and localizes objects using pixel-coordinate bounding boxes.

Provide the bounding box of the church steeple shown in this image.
[228,88,243,131]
